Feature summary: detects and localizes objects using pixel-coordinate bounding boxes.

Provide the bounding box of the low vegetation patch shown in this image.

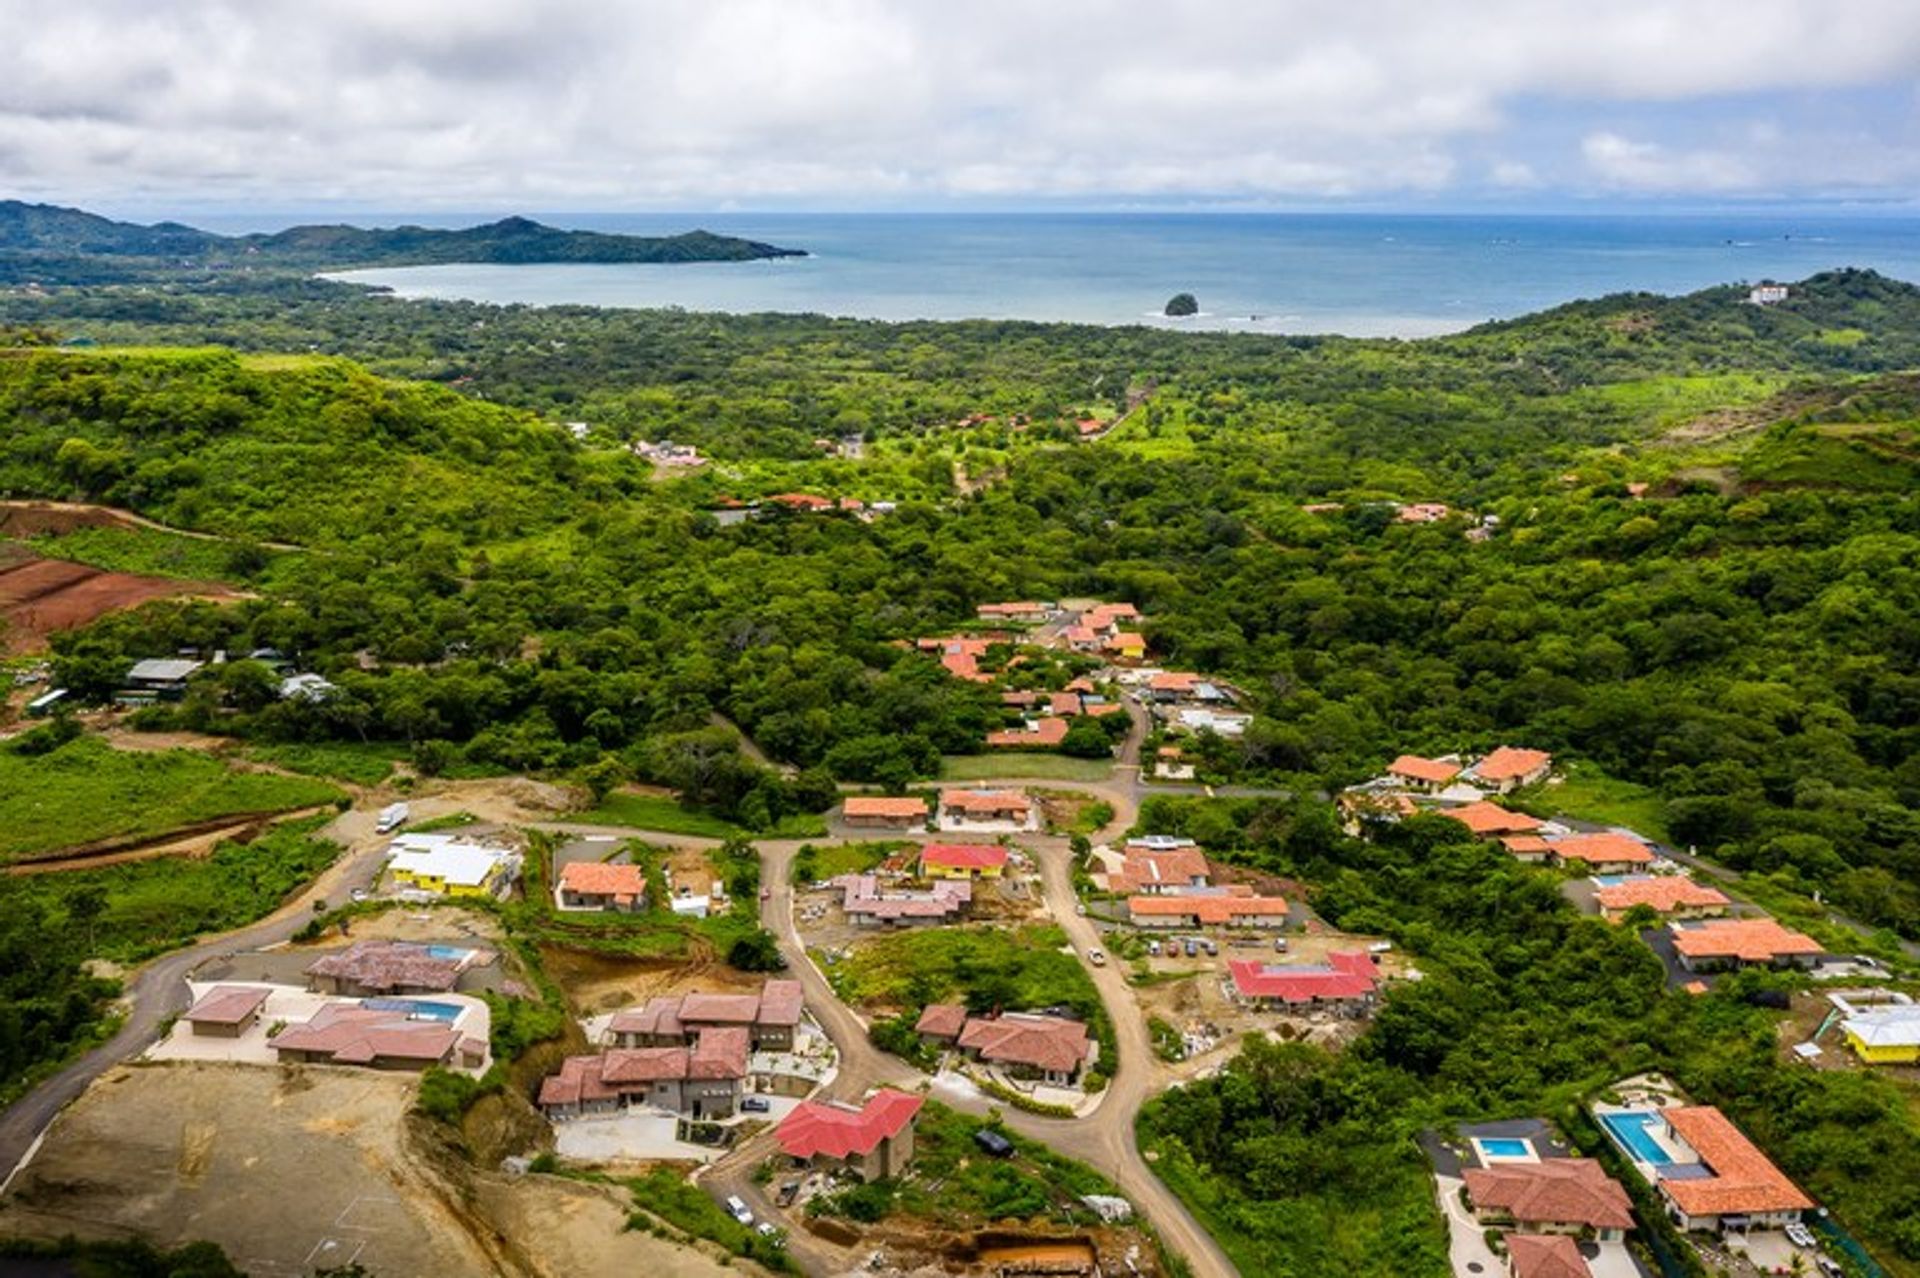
[626,1166,798,1273]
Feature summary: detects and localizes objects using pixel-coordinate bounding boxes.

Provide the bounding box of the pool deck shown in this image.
[1592,1102,1700,1173]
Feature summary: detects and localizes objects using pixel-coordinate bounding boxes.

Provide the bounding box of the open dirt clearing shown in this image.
[0,1062,737,1278]
[0,543,243,654]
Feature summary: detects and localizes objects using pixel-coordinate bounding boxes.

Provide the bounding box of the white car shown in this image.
[1085,948,1107,966]
[724,1195,753,1226]
[1785,1222,1816,1249]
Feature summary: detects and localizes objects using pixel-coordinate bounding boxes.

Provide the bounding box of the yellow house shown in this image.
[388,836,515,899]
[919,843,1008,880]
[1841,1009,1920,1064]
[1106,632,1147,659]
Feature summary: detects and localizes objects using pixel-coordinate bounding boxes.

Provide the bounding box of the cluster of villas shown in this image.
[840,789,1038,835]
[825,843,1011,927]
[913,1005,1098,1088]
[161,941,496,1075]
[540,980,809,1121]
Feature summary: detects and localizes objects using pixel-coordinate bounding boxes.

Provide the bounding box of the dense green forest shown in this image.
[1,264,1918,1270]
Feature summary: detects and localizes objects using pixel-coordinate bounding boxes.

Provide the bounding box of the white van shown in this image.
[725,1195,753,1226]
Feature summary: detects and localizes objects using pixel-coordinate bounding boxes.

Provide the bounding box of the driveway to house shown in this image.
[0,803,388,1193]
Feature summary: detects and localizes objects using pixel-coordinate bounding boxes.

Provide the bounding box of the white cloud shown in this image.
[0,0,1918,206]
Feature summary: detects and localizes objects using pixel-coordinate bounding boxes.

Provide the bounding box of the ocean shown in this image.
[324,212,1920,339]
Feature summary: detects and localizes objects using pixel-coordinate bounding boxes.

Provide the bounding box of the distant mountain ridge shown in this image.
[0,201,805,269]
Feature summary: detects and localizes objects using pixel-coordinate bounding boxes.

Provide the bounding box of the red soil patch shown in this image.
[0,545,241,654]
[0,500,144,537]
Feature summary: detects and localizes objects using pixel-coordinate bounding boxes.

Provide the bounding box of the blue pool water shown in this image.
[1601,1111,1675,1166]
[1592,875,1649,888]
[424,945,473,961]
[365,998,462,1021]
[1478,1138,1533,1158]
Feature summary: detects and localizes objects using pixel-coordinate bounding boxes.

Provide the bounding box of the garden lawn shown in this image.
[579,791,826,839]
[243,740,406,786]
[941,753,1114,782]
[1511,761,1671,844]
[0,736,342,862]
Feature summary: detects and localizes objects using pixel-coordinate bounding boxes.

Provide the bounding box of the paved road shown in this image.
[0,805,386,1193]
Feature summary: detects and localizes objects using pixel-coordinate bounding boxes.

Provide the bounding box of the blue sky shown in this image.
[2,0,1918,215]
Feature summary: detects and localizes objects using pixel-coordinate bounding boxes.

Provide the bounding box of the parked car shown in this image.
[1147,940,1161,957]
[1085,948,1106,966]
[740,1096,771,1113]
[775,1181,801,1208]
[724,1196,753,1226]
[1203,939,1218,956]
[973,1128,1015,1158]
[1367,941,1393,954]
[1785,1222,1816,1248]
[350,888,371,902]
[1273,937,1289,953]
[1183,938,1198,957]
[756,1222,780,1239]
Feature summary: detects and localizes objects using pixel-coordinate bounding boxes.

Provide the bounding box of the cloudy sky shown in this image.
[4,0,1919,215]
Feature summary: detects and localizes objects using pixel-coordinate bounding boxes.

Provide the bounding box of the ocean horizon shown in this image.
[322,211,1920,339]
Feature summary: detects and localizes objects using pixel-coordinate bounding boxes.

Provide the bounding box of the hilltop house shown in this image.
[1593,877,1729,922]
[1506,1234,1594,1278]
[606,981,805,1053]
[1441,802,1546,839]
[1114,844,1210,894]
[270,1004,485,1073]
[117,657,203,704]
[938,789,1035,831]
[920,843,1007,879]
[1669,919,1822,972]
[539,1028,749,1120]
[1646,1105,1813,1233]
[386,833,518,899]
[1128,889,1289,929]
[1468,746,1553,793]
[1545,833,1655,874]
[775,1090,923,1181]
[554,861,648,912]
[976,601,1055,623]
[305,941,476,997]
[1837,998,1920,1065]
[1462,1158,1634,1241]
[830,874,972,927]
[1228,952,1378,1012]
[1385,754,1462,793]
[181,986,271,1039]
[841,795,929,832]
[917,1009,1096,1086]
[986,716,1070,748]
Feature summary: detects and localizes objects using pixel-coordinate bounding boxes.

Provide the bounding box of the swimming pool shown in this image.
[424,945,473,961]
[1600,1111,1674,1166]
[1477,1138,1533,1159]
[1592,874,1652,888]
[365,998,463,1022]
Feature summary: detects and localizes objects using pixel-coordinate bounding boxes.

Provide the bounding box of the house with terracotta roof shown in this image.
[938,789,1035,831]
[986,716,1070,748]
[1339,790,1418,835]
[1593,877,1730,922]
[1501,835,1554,863]
[1106,631,1148,660]
[920,843,1008,880]
[1469,746,1554,793]
[182,985,271,1038]
[1386,754,1463,793]
[1154,745,1195,781]
[1115,845,1210,895]
[775,1089,923,1180]
[1228,952,1379,1011]
[829,874,972,927]
[606,980,806,1053]
[1546,833,1655,873]
[1462,1158,1634,1241]
[1129,890,1289,929]
[1669,919,1822,972]
[305,941,471,997]
[914,1003,971,1046]
[269,1003,483,1072]
[539,1027,750,1120]
[767,492,835,511]
[918,635,996,683]
[1505,1233,1592,1278]
[1441,801,1546,839]
[1647,1105,1813,1232]
[554,861,648,913]
[955,1012,1096,1085]
[841,795,929,831]
[1397,502,1452,523]
[976,601,1056,622]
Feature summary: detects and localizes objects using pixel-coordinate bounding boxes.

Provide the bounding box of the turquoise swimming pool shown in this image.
[1600,1110,1674,1166]
[365,998,462,1022]
[1477,1138,1533,1158]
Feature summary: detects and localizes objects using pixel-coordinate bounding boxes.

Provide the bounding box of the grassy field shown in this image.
[2,816,341,961]
[790,840,900,883]
[1511,761,1671,844]
[578,791,827,839]
[0,736,343,861]
[243,740,406,786]
[941,752,1114,782]
[23,526,270,583]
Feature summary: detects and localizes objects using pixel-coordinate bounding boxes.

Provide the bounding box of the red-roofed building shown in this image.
[1228,952,1379,1010]
[1471,746,1554,793]
[1146,671,1202,700]
[1387,754,1462,792]
[1651,1105,1813,1231]
[986,716,1070,748]
[1463,1158,1634,1239]
[1669,919,1822,972]
[1506,1234,1592,1278]
[939,790,1033,829]
[842,795,929,831]
[919,635,996,683]
[776,1090,923,1179]
[914,1003,970,1043]
[1129,892,1289,929]
[977,601,1054,622]
[921,843,1008,880]
[1116,846,1210,894]
[1501,835,1554,863]
[767,492,835,511]
[1546,833,1654,873]
[555,861,648,912]
[830,873,972,926]
[183,985,271,1038]
[269,1004,474,1072]
[956,1013,1096,1085]
[1397,503,1452,523]
[1106,631,1147,660]
[1593,877,1730,922]
[1441,802,1545,838]
[539,1027,750,1120]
